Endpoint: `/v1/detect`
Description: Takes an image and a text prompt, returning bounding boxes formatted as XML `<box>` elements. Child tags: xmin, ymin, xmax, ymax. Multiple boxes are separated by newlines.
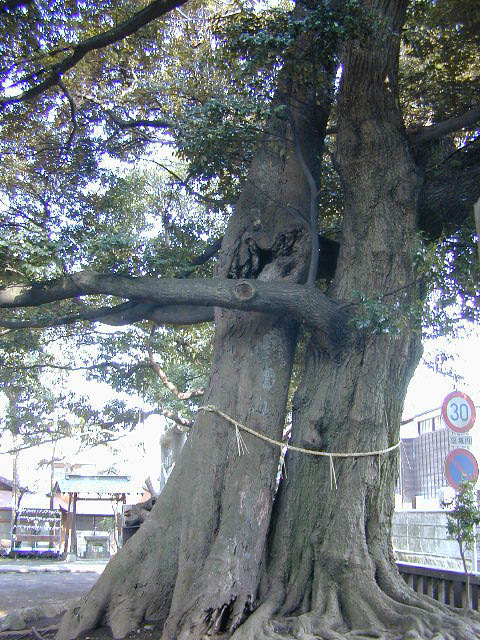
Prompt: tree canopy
<box><xmin>1</xmin><ymin>1</ymin><xmax>480</xmax><ymax>637</ymax></box>
<box><xmin>0</xmin><ymin>0</ymin><xmax>478</xmax><ymax>451</ymax></box>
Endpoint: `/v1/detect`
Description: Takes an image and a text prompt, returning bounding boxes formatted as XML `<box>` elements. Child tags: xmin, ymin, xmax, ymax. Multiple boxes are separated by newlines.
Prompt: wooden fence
<box><xmin>397</xmin><ymin>562</ymin><xmax>480</xmax><ymax>610</ymax></box>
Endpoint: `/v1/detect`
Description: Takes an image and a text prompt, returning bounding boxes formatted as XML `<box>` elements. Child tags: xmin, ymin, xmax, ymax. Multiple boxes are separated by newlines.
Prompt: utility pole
<box><xmin>50</xmin><ymin>438</ymin><xmax>57</xmax><ymax>510</ymax></box>
<box><xmin>10</xmin><ymin>445</ymin><xmax>19</xmax><ymax>556</ymax></box>
<box><xmin>474</xmin><ymin>197</ymin><xmax>480</xmax><ymax>265</ymax></box>
<box><xmin>5</xmin><ymin>386</ymin><xmax>21</xmax><ymax>557</ymax></box>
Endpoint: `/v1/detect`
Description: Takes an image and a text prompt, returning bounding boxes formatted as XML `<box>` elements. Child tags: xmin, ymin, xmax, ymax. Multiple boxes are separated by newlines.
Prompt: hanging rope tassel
<box><xmin>329</xmin><ymin>454</ymin><xmax>337</xmax><ymax>490</ymax></box>
<box><xmin>235</xmin><ymin>425</ymin><xmax>249</xmax><ymax>456</ymax></box>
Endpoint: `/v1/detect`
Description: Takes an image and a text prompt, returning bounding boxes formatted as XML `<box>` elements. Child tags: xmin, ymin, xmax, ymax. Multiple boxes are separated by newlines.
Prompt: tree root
<box><xmin>164</xmin><ymin>589</ymin><xmax>256</xmax><ymax>640</ymax></box>
<box><xmin>230</xmin><ymin>602</ymin><xmax>281</xmax><ymax>640</ymax></box>
<box><xmin>56</xmin><ymin>502</ymin><xmax>181</xmax><ymax>640</ymax></box>
<box><xmin>231</xmin><ymin>576</ymin><xmax>480</xmax><ymax>640</ymax></box>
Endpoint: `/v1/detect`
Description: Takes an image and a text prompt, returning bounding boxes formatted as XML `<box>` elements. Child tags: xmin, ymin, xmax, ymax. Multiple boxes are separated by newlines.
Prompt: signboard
<box><xmin>442</xmin><ymin>391</ymin><xmax>476</xmax><ymax>433</ymax></box>
<box><xmin>449</xmin><ymin>433</ymin><xmax>473</xmax><ymax>448</ymax></box>
<box><xmin>444</xmin><ymin>448</ymin><xmax>479</xmax><ymax>490</ymax></box>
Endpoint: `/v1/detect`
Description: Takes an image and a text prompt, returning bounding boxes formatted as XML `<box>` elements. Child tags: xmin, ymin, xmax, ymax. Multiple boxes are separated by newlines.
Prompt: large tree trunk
<box><xmin>57</xmin><ymin>20</ymin><xmax>331</xmax><ymax>639</ymax></box>
<box><xmin>55</xmin><ymin>3</ymin><xmax>480</xmax><ymax>640</ymax></box>
<box><xmin>232</xmin><ymin>2</ymin><xmax>480</xmax><ymax>639</ymax></box>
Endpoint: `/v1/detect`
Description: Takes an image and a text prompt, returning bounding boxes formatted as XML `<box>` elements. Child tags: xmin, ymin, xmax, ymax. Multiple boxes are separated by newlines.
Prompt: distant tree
<box><xmin>100</xmin><ymin>515</ymin><xmax>119</xmax><ymax>555</ymax></box>
<box><xmin>442</xmin><ymin>480</ymin><xmax>480</xmax><ymax>609</ymax></box>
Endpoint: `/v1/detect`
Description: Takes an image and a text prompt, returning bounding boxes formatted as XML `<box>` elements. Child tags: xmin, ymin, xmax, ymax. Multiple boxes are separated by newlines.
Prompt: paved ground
<box><xmin>0</xmin><ymin>571</ymin><xmax>101</xmax><ymax>616</ymax></box>
<box><xmin>0</xmin><ymin>559</ymin><xmax>108</xmax><ymax>624</ymax></box>
<box><xmin>0</xmin><ymin>558</ymin><xmax>108</xmax><ymax>574</ymax></box>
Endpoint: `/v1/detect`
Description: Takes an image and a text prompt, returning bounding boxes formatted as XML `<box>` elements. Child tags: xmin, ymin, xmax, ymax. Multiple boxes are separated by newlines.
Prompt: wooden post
<box><xmin>64</xmin><ymin>493</ymin><xmax>72</xmax><ymax>554</ymax></box>
<box><xmin>10</xmin><ymin>447</ymin><xmax>19</xmax><ymax>557</ymax></box>
<box><xmin>71</xmin><ymin>492</ymin><xmax>78</xmax><ymax>556</ymax></box>
<box><xmin>115</xmin><ymin>493</ymin><xmax>125</xmax><ymax>549</ymax></box>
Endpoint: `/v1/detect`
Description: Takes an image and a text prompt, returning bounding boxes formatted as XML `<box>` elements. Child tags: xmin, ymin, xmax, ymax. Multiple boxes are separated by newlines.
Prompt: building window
<box><xmin>418</xmin><ymin>418</ymin><xmax>433</xmax><ymax>435</ymax></box>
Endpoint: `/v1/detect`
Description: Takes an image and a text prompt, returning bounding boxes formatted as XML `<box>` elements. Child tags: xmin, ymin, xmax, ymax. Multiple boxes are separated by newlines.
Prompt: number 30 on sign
<box><xmin>442</xmin><ymin>391</ymin><xmax>476</xmax><ymax>434</ymax></box>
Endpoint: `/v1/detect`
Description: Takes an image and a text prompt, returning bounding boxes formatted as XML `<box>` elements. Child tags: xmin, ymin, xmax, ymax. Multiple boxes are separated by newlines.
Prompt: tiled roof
<box><xmin>53</xmin><ymin>474</ymin><xmax>132</xmax><ymax>495</ymax></box>
<box><xmin>0</xmin><ymin>476</ymin><xmax>13</xmax><ymax>491</ymax></box>
<box><xmin>0</xmin><ymin>476</ymin><xmax>30</xmax><ymax>493</ymax></box>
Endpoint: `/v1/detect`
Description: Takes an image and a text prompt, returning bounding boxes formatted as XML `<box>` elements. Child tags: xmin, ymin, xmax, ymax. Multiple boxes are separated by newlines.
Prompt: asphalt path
<box><xmin>0</xmin><ymin>572</ymin><xmax>100</xmax><ymax>616</ymax></box>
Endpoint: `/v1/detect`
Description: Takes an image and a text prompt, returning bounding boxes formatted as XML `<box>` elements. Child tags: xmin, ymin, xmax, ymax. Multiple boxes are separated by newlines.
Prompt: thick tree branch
<box><xmin>409</xmin><ymin>104</ymin><xmax>480</xmax><ymax>146</ymax></box>
<box><xmin>289</xmin><ymin>113</ymin><xmax>320</xmax><ymax>287</ymax></box>
<box><xmin>0</xmin><ymin>233</ymin><xmax>223</xmax><ymax>328</ymax></box>
<box><xmin>0</xmin><ymin>271</ymin><xmax>350</xmax><ymax>350</ymax></box>
<box><xmin>147</xmin><ymin>408</ymin><xmax>193</xmax><ymax>429</ymax></box>
<box><xmin>100</xmin><ymin>239</ymin><xmax>222</xmax><ymax>325</ymax></box>
<box><xmin>0</xmin><ymin>302</ymin><xmax>214</xmax><ymax>329</ymax></box>
<box><xmin>57</xmin><ymin>78</ymin><xmax>77</xmax><ymax>153</ymax></box>
<box><xmin>145</xmin><ymin>305</ymin><xmax>214</xmax><ymax>325</ymax></box>
<box><xmin>0</xmin><ymin>0</ymin><xmax>189</xmax><ymax>107</ymax></box>
<box><xmin>145</xmin><ymin>476</ymin><xmax>158</xmax><ymax>497</ymax></box>
<box><xmin>107</xmin><ymin>113</ymin><xmax>171</xmax><ymax>130</ymax></box>
<box><xmin>419</xmin><ymin>142</ymin><xmax>480</xmax><ymax>238</ymax></box>
<box><xmin>147</xmin><ymin>347</ymin><xmax>205</xmax><ymax>400</ymax></box>
<box><xmin>0</xmin><ymin>301</ymin><xmax>138</xmax><ymax>329</ymax></box>
<box><xmin>0</xmin><ymin>277</ymin><xmax>81</xmax><ymax>306</ymax></box>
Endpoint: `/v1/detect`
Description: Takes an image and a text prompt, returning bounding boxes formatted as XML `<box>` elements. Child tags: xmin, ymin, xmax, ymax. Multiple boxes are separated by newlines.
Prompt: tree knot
<box><xmin>233</xmin><ymin>281</ymin><xmax>257</xmax><ymax>302</ymax></box>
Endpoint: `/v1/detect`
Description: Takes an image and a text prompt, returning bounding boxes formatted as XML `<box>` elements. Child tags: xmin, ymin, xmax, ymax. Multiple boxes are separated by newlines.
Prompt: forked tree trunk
<box><xmin>56</xmin><ymin>2</ymin><xmax>480</xmax><ymax>640</ymax></box>
<box><xmin>57</xmin><ymin>25</ymin><xmax>331</xmax><ymax>639</ymax></box>
<box><xmin>232</xmin><ymin>2</ymin><xmax>480</xmax><ymax>640</ymax></box>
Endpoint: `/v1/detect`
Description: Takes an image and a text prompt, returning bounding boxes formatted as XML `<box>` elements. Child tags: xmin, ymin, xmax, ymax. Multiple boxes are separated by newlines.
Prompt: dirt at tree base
<box><xmin>7</xmin><ymin>625</ymin><xmax>231</xmax><ymax>640</ymax></box>
<box><xmin>1</xmin><ymin>624</ymin><xmax>163</xmax><ymax>640</ymax></box>
<box><xmin>6</xmin><ymin>615</ymin><xmax>480</xmax><ymax>640</ymax></box>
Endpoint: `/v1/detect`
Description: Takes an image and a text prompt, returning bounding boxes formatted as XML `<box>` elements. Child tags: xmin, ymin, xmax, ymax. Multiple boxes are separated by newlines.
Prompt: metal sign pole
<box><xmin>474</xmin><ymin>522</ymin><xmax>479</xmax><ymax>575</ymax></box>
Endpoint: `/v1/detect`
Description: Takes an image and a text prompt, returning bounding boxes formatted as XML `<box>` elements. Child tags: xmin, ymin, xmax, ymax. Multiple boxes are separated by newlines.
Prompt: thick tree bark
<box><xmin>57</xmin><ymin>150</ymin><xmax>302</xmax><ymax>640</ymax></box>
<box><xmin>56</xmin><ymin>15</ymin><xmax>333</xmax><ymax>638</ymax></box>
<box><xmin>231</xmin><ymin>2</ymin><xmax>480</xmax><ymax>639</ymax></box>
<box><xmin>52</xmin><ymin>2</ymin><xmax>480</xmax><ymax>640</ymax></box>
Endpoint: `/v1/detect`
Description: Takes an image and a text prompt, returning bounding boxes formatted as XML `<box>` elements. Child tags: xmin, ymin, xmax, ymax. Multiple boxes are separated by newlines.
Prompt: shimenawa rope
<box><xmin>199</xmin><ymin>405</ymin><xmax>400</xmax><ymax>490</ymax></box>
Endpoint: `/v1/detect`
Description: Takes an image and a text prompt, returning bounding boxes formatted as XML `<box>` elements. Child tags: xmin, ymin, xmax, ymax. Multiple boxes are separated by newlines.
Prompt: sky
<box><xmin>403</xmin><ymin>328</ymin><xmax>480</xmax><ymax>419</ymax></box>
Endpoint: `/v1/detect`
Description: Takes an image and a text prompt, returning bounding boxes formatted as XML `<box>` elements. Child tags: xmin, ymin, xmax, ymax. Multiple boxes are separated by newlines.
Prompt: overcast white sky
<box><xmin>403</xmin><ymin>328</ymin><xmax>480</xmax><ymax>419</ymax></box>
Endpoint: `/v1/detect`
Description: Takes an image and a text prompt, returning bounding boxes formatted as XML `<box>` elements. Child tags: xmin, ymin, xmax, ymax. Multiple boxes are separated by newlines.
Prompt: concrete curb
<box><xmin>0</xmin><ymin>563</ymin><xmax>106</xmax><ymax>575</ymax></box>
<box><xmin>0</xmin><ymin>598</ymin><xmax>79</xmax><ymax>631</ymax></box>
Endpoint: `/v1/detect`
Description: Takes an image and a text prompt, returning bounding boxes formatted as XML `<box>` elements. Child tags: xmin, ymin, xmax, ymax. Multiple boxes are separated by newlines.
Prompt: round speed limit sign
<box><xmin>442</xmin><ymin>391</ymin><xmax>476</xmax><ymax>433</ymax></box>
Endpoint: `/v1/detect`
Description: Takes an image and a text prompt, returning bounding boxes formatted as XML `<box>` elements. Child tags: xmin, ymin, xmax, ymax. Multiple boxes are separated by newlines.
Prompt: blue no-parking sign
<box><xmin>444</xmin><ymin>448</ymin><xmax>479</xmax><ymax>490</ymax></box>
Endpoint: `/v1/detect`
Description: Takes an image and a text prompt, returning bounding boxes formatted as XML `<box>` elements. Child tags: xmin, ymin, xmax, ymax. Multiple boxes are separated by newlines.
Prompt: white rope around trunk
<box><xmin>199</xmin><ymin>404</ymin><xmax>400</xmax><ymax>490</ymax></box>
